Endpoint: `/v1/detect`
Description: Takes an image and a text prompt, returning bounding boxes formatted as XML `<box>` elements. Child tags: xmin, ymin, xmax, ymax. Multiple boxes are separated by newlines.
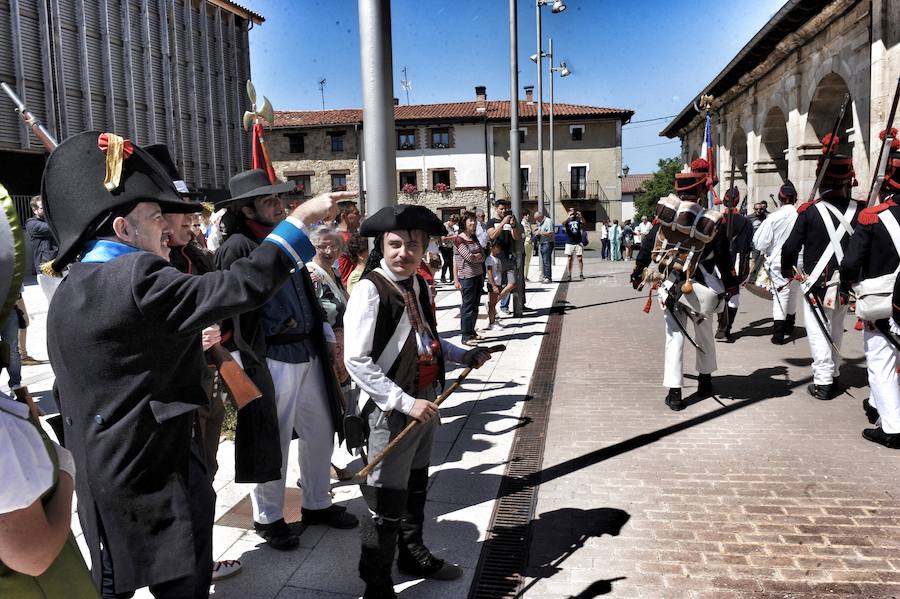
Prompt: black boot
<box><xmin>359</xmin><ymin>486</ymin><xmax>407</xmax><ymax>599</ymax></box>
<box><xmin>806</xmin><ymin>383</ymin><xmax>833</xmax><ymax>401</ymax></box>
<box><xmin>771</xmin><ymin>320</ymin><xmax>786</xmax><ymax>345</ymax></box>
<box><xmin>665</xmin><ymin>388</ymin><xmax>684</xmax><ymax>411</ymax></box>
<box><xmin>862</xmin><ymin>427</ymin><xmax>900</xmax><ymax>449</ymax></box>
<box><xmin>863</xmin><ymin>399</ymin><xmax>880</xmax><ymax>425</ymax></box>
<box><xmin>697</xmin><ymin>373</ymin><xmax>713</xmax><ymax>397</ymax></box>
<box><xmin>784</xmin><ymin>314</ymin><xmax>796</xmax><ymax>336</ymax></box>
<box><xmin>723</xmin><ymin>307</ymin><xmax>738</xmax><ymax>342</ymax></box>
<box><xmin>397</xmin><ymin>469</ymin><xmax>462</xmax><ymax>580</ymax></box>
<box><xmin>715</xmin><ymin>311</ymin><xmax>727</xmax><ymax>340</ymax></box>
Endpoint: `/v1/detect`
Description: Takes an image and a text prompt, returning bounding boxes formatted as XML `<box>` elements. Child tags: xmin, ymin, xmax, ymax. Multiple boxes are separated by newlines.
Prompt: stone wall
<box><xmin>269</xmin><ymin>126</ymin><xmax>361</xmax><ymax>194</ymax></box>
<box><xmin>398</xmin><ymin>188</ymin><xmax>490</xmax><ymax>214</ymax></box>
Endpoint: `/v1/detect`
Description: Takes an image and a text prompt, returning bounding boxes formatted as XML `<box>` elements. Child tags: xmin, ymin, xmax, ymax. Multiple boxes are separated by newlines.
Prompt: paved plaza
<box><xmin>12</xmin><ymin>252</ymin><xmax>900</xmax><ymax>598</ymax></box>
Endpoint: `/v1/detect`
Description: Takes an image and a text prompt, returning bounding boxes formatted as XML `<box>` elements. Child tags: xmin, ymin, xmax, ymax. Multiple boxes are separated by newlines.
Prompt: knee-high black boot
<box><xmin>784</xmin><ymin>313</ymin><xmax>796</xmax><ymax>336</ymax></box>
<box><xmin>360</xmin><ymin>486</ymin><xmax>407</xmax><ymax>599</ymax></box>
<box><xmin>397</xmin><ymin>469</ymin><xmax>462</xmax><ymax>580</ymax></box>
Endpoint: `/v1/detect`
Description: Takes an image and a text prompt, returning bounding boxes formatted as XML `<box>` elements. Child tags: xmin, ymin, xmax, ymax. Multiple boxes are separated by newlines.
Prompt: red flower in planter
<box><xmin>434</xmin><ymin>182</ymin><xmax>450</xmax><ymax>193</ymax></box>
<box><xmin>402</xmin><ymin>183</ymin><xmax>418</xmax><ymax>194</ymax></box>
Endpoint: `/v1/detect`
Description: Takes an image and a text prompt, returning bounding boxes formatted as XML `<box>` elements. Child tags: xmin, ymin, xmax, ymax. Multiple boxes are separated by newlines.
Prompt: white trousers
<box><xmin>250</xmin><ymin>356</ymin><xmax>334</xmax><ymax>523</ymax></box>
<box><xmin>772</xmin><ymin>280</ymin><xmax>799</xmax><ymax>321</ymax></box>
<box><xmin>863</xmin><ymin>327</ymin><xmax>900</xmax><ymax>434</ymax></box>
<box><xmin>662</xmin><ymin>304</ymin><xmax>717</xmax><ymax>389</ymax></box>
<box><xmin>803</xmin><ymin>300</ymin><xmax>846</xmax><ymax>385</ymax></box>
<box><xmin>37</xmin><ymin>273</ymin><xmax>61</xmax><ymax>303</ymax></box>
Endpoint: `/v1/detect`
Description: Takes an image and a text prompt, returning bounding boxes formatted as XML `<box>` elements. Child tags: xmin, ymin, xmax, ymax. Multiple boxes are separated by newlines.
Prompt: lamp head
<box><xmin>530</xmin><ymin>53</ymin><xmax>539</xmax><ymax>63</ymax></box>
<box><xmin>551</xmin><ymin>0</ymin><xmax>567</xmax><ymax>13</ymax></box>
<box><xmin>559</xmin><ymin>63</ymin><xmax>571</xmax><ymax>77</ymax></box>
<box><xmin>623</xmin><ymin>165</ymin><xmax>630</xmax><ymax>177</ymax></box>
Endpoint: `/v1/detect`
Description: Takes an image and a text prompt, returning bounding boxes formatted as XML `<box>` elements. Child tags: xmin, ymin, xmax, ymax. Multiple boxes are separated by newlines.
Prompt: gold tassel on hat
<box><xmin>40</xmin><ymin>260</ymin><xmax>62</xmax><ymax>278</ymax></box>
<box><xmin>97</xmin><ymin>133</ymin><xmax>134</xmax><ymax>192</ymax></box>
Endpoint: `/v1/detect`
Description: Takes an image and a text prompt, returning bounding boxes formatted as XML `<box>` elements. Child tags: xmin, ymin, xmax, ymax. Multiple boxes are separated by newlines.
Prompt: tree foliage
<box><xmin>634</xmin><ymin>157</ymin><xmax>681</xmax><ymax>219</ymax></box>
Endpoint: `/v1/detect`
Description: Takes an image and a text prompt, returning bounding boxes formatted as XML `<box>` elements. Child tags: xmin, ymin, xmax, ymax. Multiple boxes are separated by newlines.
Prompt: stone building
<box><xmin>0</xmin><ymin>0</ymin><xmax>262</xmax><ymax>200</ymax></box>
<box><xmin>661</xmin><ymin>0</ymin><xmax>900</xmax><ymax>208</ymax></box>
<box><xmin>269</xmin><ymin>86</ymin><xmax>633</xmax><ymax>229</ymax></box>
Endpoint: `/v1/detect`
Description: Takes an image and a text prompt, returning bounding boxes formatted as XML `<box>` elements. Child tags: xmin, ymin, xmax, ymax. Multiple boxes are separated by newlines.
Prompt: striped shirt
<box><xmin>453</xmin><ymin>235</ymin><xmax>485</xmax><ymax>279</ymax></box>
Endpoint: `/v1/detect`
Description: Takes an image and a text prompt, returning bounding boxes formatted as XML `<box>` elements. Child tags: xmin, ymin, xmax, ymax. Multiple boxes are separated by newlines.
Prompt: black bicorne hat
<box><xmin>143</xmin><ymin>144</ymin><xmax>205</xmax><ymax>199</ymax></box>
<box><xmin>217</xmin><ymin>169</ymin><xmax>297</xmax><ymax>209</ymax></box>
<box><xmin>359</xmin><ymin>204</ymin><xmax>447</xmax><ymax>238</ymax></box>
<box><xmin>41</xmin><ymin>131</ymin><xmax>199</xmax><ymax>274</ymax></box>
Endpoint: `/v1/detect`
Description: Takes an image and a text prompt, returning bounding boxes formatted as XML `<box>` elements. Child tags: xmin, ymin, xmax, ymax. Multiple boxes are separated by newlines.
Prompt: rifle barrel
<box><xmin>867</xmin><ymin>75</ymin><xmax>900</xmax><ymax>206</ymax></box>
<box><xmin>806</xmin><ymin>94</ymin><xmax>850</xmax><ymax>203</ymax></box>
<box><xmin>1</xmin><ymin>81</ymin><xmax>58</xmax><ymax>151</ymax></box>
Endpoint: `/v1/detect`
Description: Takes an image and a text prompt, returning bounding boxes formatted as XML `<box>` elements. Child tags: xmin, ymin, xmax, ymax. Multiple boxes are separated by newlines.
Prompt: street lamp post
<box><xmin>548</xmin><ymin>38</ymin><xmax>570</xmax><ymax>240</ymax></box>
<box><xmin>534</xmin><ymin>0</ymin><xmax>566</xmax><ymax>219</ymax></box>
<box><xmin>509</xmin><ymin>0</ymin><xmax>524</xmax><ymax>317</ymax></box>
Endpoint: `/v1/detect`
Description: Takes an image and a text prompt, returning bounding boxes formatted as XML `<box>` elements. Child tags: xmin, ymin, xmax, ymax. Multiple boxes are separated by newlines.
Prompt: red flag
<box><xmin>251</xmin><ymin>122</ymin><xmax>277</xmax><ymax>184</ymax></box>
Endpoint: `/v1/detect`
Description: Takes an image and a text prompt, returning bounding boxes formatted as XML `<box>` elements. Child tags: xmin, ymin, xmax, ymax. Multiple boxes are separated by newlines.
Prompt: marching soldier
<box><xmin>752</xmin><ymin>180</ymin><xmax>800</xmax><ymax>344</ymax></box>
<box><xmin>632</xmin><ymin>159</ymin><xmax>738</xmax><ymax>411</ymax></box>
<box><xmin>343</xmin><ymin>204</ymin><xmax>491</xmax><ymax>598</ymax></box>
<box><xmin>716</xmin><ymin>187</ymin><xmax>753</xmax><ymax>342</ymax></box>
<box><xmin>842</xmin><ymin>130</ymin><xmax>900</xmax><ymax>448</ymax></box>
<box><xmin>43</xmin><ymin>131</ymin><xmax>339</xmax><ymax>598</ymax></box>
<box><xmin>781</xmin><ymin>134</ymin><xmax>860</xmax><ymax>401</ymax></box>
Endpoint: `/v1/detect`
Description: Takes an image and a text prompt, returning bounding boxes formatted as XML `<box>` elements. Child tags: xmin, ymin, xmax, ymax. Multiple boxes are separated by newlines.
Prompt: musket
<box><xmin>793</xmin><ymin>267</ymin><xmax>841</xmax><ymax>355</ymax></box>
<box><xmin>726</xmin><ymin>157</ymin><xmax>736</xmax><ymax>240</ymax></box>
<box><xmin>806</xmin><ymin>94</ymin><xmax>850</xmax><ymax>204</ymax></box>
<box><xmin>1</xmin><ymin>80</ymin><xmax>262</xmax><ymax>409</ymax></box>
<box><xmin>866</xmin><ymin>75</ymin><xmax>900</xmax><ymax>207</ymax></box>
<box><xmin>1</xmin><ymin>81</ymin><xmax>58</xmax><ymax>150</ymax></box>
<box><xmin>331</xmin><ymin>345</ymin><xmax>506</xmax><ymax>489</ymax></box>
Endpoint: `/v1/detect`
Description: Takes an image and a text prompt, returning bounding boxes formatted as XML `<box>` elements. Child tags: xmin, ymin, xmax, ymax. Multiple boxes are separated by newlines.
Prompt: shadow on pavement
<box><xmin>561</xmin><ymin>296</ymin><xmax>645</xmax><ymax>311</ymax></box>
<box><xmin>567</xmin><ymin>577</ymin><xmax>627</xmax><ymax>598</ymax></box>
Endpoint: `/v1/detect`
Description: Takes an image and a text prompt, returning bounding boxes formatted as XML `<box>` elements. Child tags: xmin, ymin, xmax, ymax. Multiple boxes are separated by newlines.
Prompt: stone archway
<box><xmin>728</xmin><ymin>126</ymin><xmax>748</xmax><ymax>203</ymax></box>
<box><xmin>756</xmin><ymin>107</ymin><xmax>789</xmax><ymax>206</ymax></box>
<box><xmin>806</xmin><ymin>73</ymin><xmax>853</xmax><ymax>153</ymax></box>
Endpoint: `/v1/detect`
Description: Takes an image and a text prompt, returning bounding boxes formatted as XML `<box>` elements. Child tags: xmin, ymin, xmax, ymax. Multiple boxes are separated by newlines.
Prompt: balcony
<box><xmin>501</xmin><ymin>179</ymin><xmax>541</xmax><ymax>201</ymax></box>
<box><xmin>559</xmin><ymin>180</ymin><xmax>602</xmax><ymax>200</ymax></box>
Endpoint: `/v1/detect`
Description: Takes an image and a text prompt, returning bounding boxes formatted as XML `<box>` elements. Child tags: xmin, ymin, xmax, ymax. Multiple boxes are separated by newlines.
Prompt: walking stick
<box><xmin>332</xmin><ymin>344</ymin><xmax>506</xmax><ymax>489</ymax></box>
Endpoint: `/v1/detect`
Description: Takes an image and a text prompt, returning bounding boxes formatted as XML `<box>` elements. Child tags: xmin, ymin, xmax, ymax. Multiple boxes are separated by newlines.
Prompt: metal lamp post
<box><xmin>534</xmin><ymin>0</ymin><xmax>567</xmax><ymax>218</ymax></box>
<box><xmin>548</xmin><ymin>38</ymin><xmax>570</xmax><ymax>234</ymax></box>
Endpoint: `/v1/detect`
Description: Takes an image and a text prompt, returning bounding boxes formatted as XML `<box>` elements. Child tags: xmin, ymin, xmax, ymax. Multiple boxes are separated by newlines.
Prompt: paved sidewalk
<box><xmin>14</xmin><ymin>257</ymin><xmax>566</xmax><ymax>599</ymax></box>
<box><xmin>524</xmin><ymin>257</ymin><xmax>900</xmax><ymax>599</ymax></box>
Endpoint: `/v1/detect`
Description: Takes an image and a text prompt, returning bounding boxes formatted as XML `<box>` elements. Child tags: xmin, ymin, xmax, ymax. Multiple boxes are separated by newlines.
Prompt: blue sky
<box><xmin>243</xmin><ymin>0</ymin><xmax>785</xmax><ymax>174</ymax></box>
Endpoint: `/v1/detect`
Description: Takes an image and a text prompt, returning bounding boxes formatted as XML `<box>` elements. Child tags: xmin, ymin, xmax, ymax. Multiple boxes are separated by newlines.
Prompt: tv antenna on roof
<box><xmin>401</xmin><ymin>66</ymin><xmax>412</xmax><ymax>105</ymax></box>
<box><xmin>318</xmin><ymin>78</ymin><xmax>326</xmax><ymax>110</ymax></box>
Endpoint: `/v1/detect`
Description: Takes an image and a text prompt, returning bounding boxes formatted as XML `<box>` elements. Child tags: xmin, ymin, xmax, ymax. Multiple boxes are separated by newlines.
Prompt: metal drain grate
<box><xmin>469</xmin><ymin>283</ymin><xmax>569</xmax><ymax>598</ymax></box>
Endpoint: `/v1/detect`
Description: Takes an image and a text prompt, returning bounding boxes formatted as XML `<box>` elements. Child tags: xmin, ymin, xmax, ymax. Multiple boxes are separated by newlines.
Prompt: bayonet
<box><xmin>867</xmin><ymin>75</ymin><xmax>900</xmax><ymax>207</ymax></box>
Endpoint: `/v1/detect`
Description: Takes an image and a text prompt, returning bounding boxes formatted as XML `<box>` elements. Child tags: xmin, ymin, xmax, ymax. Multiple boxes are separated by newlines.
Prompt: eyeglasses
<box><xmin>192</xmin><ymin>224</ymin><xmax>202</xmax><ymax>228</ymax></box>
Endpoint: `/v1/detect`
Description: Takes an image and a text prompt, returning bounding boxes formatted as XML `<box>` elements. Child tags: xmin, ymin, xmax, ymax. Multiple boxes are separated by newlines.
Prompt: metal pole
<box><xmin>358</xmin><ymin>0</ymin><xmax>397</xmax><ymax>214</ymax></box>
<box><xmin>535</xmin><ymin>0</ymin><xmax>544</xmax><ymax>216</ymax></box>
<box><xmin>548</xmin><ymin>37</ymin><xmax>555</xmax><ymax>231</ymax></box>
<box><xmin>510</xmin><ymin>0</ymin><xmax>524</xmax><ymax>317</ymax></box>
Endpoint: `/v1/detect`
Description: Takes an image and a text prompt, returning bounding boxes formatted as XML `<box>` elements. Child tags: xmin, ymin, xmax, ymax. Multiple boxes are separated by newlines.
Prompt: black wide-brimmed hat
<box><xmin>360</xmin><ymin>204</ymin><xmax>446</xmax><ymax>238</ymax></box>
<box><xmin>42</xmin><ymin>130</ymin><xmax>199</xmax><ymax>273</ymax></box>
<box><xmin>217</xmin><ymin>169</ymin><xmax>297</xmax><ymax>209</ymax></box>
<box><xmin>144</xmin><ymin>144</ymin><xmax>205</xmax><ymax>199</ymax></box>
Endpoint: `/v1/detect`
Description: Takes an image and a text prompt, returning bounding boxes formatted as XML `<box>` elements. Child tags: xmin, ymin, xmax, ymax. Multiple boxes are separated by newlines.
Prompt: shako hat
<box><xmin>722</xmin><ymin>186</ymin><xmax>739</xmax><ymax>207</ymax></box>
<box><xmin>879</xmin><ymin>128</ymin><xmax>900</xmax><ymax>193</ymax></box>
<box><xmin>816</xmin><ymin>133</ymin><xmax>855</xmax><ymax>187</ymax></box>
<box><xmin>674</xmin><ymin>158</ymin><xmax>713</xmax><ymax>200</ymax></box>
<box><xmin>218</xmin><ymin>169</ymin><xmax>297</xmax><ymax>209</ymax></box>
<box><xmin>42</xmin><ymin>131</ymin><xmax>198</xmax><ymax>274</ymax></box>
<box><xmin>779</xmin><ymin>180</ymin><xmax>798</xmax><ymax>203</ymax></box>
<box><xmin>360</xmin><ymin>204</ymin><xmax>447</xmax><ymax>238</ymax></box>
<box><xmin>144</xmin><ymin>144</ymin><xmax>205</xmax><ymax>199</ymax></box>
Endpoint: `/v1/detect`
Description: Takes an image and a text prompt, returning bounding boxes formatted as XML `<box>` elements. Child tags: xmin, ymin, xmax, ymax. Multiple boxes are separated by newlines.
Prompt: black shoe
<box><xmin>863</xmin><ymin>399</ymin><xmax>880</xmax><ymax>425</ymax></box>
<box><xmin>301</xmin><ymin>504</ymin><xmax>359</xmax><ymax>529</ymax></box>
<box><xmin>253</xmin><ymin>518</ymin><xmax>301</xmax><ymax>550</ymax></box>
<box><xmin>771</xmin><ymin>320</ymin><xmax>786</xmax><ymax>345</ymax></box>
<box><xmin>664</xmin><ymin>388</ymin><xmax>684</xmax><ymax>411</ymax></box>
<box><xmin>862</xmin><ymin>427</ymin><xmax>900</xmax><ymax>449</ymax></box>
<box><xmin>784</xmin><ymin>314</ymin><xmax>796</xmax><ymax>336</ymax></box>
<box><xmin>397</xmin><ymin>554</ymin><xmax>463</xmax><ymax>580</ymax></box>
<box><xmin>807</xmin><ymin>383</ymin><xmax>833</xmax><ymax>401</ymax></box>
<box><xmin>697</xmin><ymin>373</ymin><xmax>713</xmax><ymax>397</ymax></box>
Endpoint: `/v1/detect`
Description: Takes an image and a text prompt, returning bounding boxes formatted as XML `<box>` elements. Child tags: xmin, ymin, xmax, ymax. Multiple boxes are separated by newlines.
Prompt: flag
<box><xmin>251</xmin><ymin>122</ymin><xmax>277</xmax><ymax>184</ymax></box>
<box><xmin>700</xmin><ymin>113</ymin><xmax>715</xmax><ymax>208</ymax></box>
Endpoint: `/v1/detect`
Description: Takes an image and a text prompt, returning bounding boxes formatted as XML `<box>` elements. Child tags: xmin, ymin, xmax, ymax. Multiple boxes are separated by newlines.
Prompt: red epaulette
<box><xmin>858</xmin><ymin>199</ymin><xmax>897</xmax><ymax>226</ymax></box>
<box><xmin>796</xmin><ymin>200</ymin><xmax>816</xmax><ymax>214</ymax></box>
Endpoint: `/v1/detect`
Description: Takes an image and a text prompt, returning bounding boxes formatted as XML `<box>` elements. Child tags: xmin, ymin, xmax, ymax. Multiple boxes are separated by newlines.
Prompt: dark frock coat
<box><xmin>48</xmin><ymin>243</ymin><xmax>294</xmax><ymax>592</ymax></box>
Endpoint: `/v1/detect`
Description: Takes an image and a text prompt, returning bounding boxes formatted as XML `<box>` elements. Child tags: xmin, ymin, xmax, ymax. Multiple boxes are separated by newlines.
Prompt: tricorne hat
<box><xmin>42</xmin><ymin>131</ymin><xmax>199</xmax><ymax>274</ymax></box>
<box><xmin>217</xmin><ymin>169</ymin><xmax>297</xmax><ymax>209</ymax></box>
<box><xmin>143</xmin><ymin>144</ymin><xmax>205</xmax><ymax>199</ymax></box>
<box><xmin>359</xmin><ymin>204</ymin><xmax>447</xmax><ymax>238</ymax></box>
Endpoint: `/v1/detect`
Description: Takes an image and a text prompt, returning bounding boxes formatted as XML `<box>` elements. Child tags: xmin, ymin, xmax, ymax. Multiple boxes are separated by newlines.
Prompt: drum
<box><xmin>655</xmin><ymin>194</ymin><xmax>680</xmax><ymax>229</ymax></box>
<box><xmin>692</xmin><ymin>209</ymin><xmax>722</xmax><ymax>243</ymax></box>
<box><xmin>674</xmin><ymin>202</ymin><xmax>703</xmax><ymax>236</ymax></box>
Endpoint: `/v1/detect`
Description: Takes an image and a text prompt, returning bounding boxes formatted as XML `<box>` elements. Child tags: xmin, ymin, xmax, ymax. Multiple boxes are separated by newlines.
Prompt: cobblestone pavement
<box><xmin>524</xmin><ymin>255</ymin><xmax>900</xmax><ymax>599</ymax></box>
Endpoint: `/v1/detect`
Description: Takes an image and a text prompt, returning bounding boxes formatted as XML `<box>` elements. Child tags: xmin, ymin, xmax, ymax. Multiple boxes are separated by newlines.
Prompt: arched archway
<box><xmin>806</xmin><ymin>73</ymin><xmax>853</xmax><ymax>154</ymax></box>
<box><xmin>756</xmin><ymin>107</ymin><xmax>789</xmax><ymax>205</ymax></box>
<box><xmin>728</xmin><ymin>126</ymin><xmax>748</xmax><ymax>202</ymax></box>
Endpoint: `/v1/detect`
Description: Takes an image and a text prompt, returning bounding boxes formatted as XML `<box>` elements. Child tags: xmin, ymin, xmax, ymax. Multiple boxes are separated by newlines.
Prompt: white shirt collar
<box><xmin>378</xmin><ymin>258</ymin><xmax>412</xmax><ymax>283</ymax></box>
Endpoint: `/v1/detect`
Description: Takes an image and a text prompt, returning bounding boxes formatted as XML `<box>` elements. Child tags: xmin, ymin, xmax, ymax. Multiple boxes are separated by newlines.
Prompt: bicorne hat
<box><xmin>360</xmin><ymin>204</ymin><xmax>447</xmax><ymax>238</ymax></box>
<box><xmin>144</xmin><ymin>144</ymin><xmax>205</xmax><ymax>199</ymax></box>
<box><xmin>41</xmin><ymin>131</ymin><xmax>199</xmax><ymax>274</ymax></box>
<box><xmin>216</xmin><ymin>169</ymin><xmax>297</xmax><ymax>209</ymax></box>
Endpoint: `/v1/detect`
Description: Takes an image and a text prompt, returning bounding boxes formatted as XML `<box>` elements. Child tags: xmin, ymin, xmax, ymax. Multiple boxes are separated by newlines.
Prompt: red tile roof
<box><xmin>621</xmin><ymin>174</ymin><xmax>653</xmax><ymax>194</ymax></box>
<box><xmin>272</xmin><ymin>100</ymin><xmax>633</xmax><ymax>129</ymax></box>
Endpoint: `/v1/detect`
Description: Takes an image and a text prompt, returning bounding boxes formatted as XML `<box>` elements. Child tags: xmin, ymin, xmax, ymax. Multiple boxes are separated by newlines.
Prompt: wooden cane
<box><xmin>337</xmin><ymin>344</ymin><xmax>506</xmax><ymax>487</ymax></box>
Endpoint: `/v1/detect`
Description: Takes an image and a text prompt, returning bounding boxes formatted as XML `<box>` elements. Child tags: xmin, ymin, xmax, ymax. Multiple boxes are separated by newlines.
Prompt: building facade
<box><xmin>662</xmin><ymin>0</ymin><xmax>900</xmax><ymax>208</ymax></box>
<box><xmin>269</xmin><ymin>86</ymin><xmax>633</xmax><ymax>229</ymax></box>
<box><xmin>0</xmin><ymin>0</ymin><xmax>262</xmax><ymax>198</ymax></box>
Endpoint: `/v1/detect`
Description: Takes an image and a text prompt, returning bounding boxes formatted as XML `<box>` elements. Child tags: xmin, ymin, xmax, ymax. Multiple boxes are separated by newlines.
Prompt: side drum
<box><xmin>655</xmin><ymin>194</ymin><xmax>680</xmax><ymax>228</ymax></box>
<box><xmin>674</xmin><ymin>201</ymin><xmax>702</xmax><ymax>236</ymax></box>
<box><xmin>692</xmin><ymin>210</ymin><xmax>722</xmax><ymax>244</ymax></box>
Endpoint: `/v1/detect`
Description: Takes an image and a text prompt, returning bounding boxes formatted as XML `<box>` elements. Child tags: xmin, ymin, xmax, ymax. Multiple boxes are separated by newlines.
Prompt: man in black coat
<box><xmin>781</xmin><ymin>134</ymin><xmax>859</xmax><ymax>401</ymax></box>
<box><xmin>715</xmin><ymin>187</ymin><xmax>753</xmax><ymax>342</ymax></box>
<box><xmin>24</xmin><ymin>194</ymin><xmax>60</xmax><ymax>301</ymax></box>
<box><xmin>43</xmin><ymin>131</ymin><xmax>342</xmax><ymax>598</ymax></box>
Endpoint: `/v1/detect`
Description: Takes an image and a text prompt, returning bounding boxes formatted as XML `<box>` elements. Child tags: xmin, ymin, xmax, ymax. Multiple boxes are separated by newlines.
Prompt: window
<box><xmin>430</xmin><ymin>128</ymin><xmax>450</xmax><ymax>149</ymax></box>
<box><xmin>520</xmin><ymin>167</ymin><xmax>530</xmax><ymax>197</ymax></box>
<box><xmin>331</xmin><ymin>173</ymin><xmax>347</xmax><ymax>191</ymax></box>
<box><xmin>287</xmin><ymin>174</ymin><xmax>311</xmax><ymax>196</ymax></box>
<box><xmin>439</xmin><ymin>208</ymin><xmax>463</xmax><ymax>222</ymax></box>
<box><xmin>518</xmin><ymin>128</ymin><xmax>527</xmax><ymax>145</ymax></box>
<box><xmin>570</xmin><ymin>126</ymin><xmax>584</xmax><ymax>141</ymax></box>
<box><xmin>397</xmin><ymin>130</ymin><xmax>416</xmax><ymax>150</ymax></box>
<box><xmin>570</xmin><ymin>166</ymin><xmax>587</xmax><ymax>199</ymax></box>
<box><xmin>432</xmin><ymin>169</ymin><xmax>451</xmax><ymax>188</ymax></box>
<box><xmin>285</xmin><ymin>133</ymin><xmax>304</xmax><ymax>154</ymax></box>
<box><xmin>399</xmin><ymin>171</ymin><xmax>418</xmax><ymax>190</ymax></box>
<box><xmin>329</xmin><ymin>131</ymin><xmax>345</xmax><ymax>152</ymax></box>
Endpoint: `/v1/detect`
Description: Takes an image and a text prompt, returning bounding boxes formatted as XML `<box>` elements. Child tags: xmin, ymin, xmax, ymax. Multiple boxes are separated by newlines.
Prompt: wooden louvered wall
<box><xmin>0</xmin><ymin>0</ymin><xmax>253</xmax><ymax>190</ymax></box>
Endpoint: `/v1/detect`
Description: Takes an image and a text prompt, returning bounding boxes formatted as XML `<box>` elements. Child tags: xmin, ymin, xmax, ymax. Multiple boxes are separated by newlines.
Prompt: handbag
<box><xmin>853</xmin><ymin>210</ymin><xmax>900</xmax><ymax>321</ymax></box>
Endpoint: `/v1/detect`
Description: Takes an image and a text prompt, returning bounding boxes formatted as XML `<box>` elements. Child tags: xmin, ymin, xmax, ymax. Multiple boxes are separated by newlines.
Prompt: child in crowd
<box><xmin>485</xmin><ymin>242</ymin><xmax>513</xmax><ymax>331</ymax></box>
